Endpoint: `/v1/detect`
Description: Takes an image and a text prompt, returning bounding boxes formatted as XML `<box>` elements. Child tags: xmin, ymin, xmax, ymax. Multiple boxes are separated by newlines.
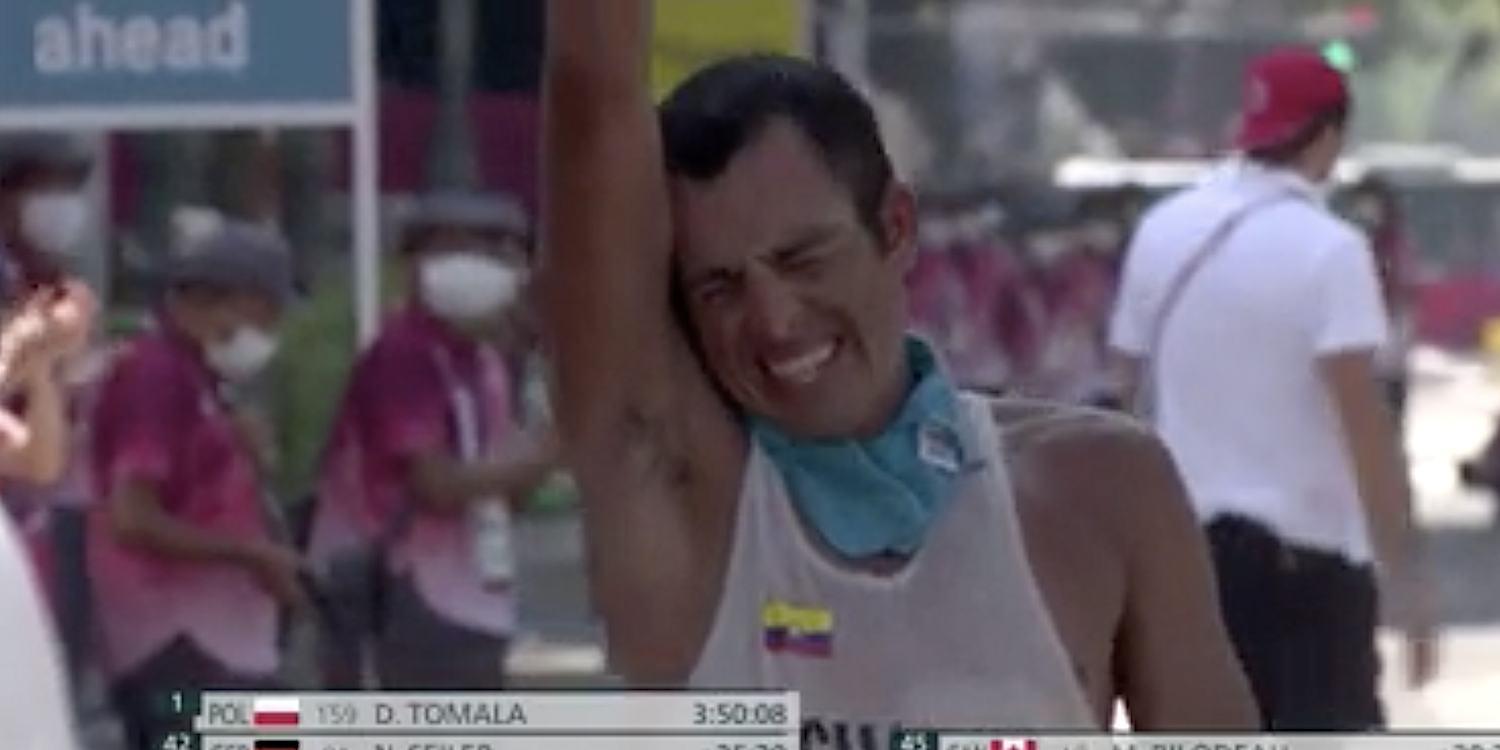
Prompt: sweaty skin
<box><xmin>540</xmin><ymin>0</ymin><xmax>1255</xmax><ymax>729</ymax></box>
<box><xmin>996</xmin><ymin>400</ymin><xmax>1254</xmax><ymax>727</ymax></box>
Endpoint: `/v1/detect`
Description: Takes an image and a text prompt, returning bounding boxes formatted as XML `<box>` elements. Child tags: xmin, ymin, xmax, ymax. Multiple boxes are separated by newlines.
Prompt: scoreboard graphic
<box><xmin>165</xmin><ymin>693</ymin><xmax>1500</xmax><ymax>750</ymax></box>
<box><xmin>174</xmin><ymin>690</ymin><xmax>798</xmax><ymax>749</ymax></box>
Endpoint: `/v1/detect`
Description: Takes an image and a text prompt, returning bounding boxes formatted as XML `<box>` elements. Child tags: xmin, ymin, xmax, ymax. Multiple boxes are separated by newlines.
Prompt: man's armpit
<box><xmin>557</xmin><ymin>313</ymin><xmax>746</xmax><ymax>507</ymax></box>
<box><xmin>619</xmin><ymin>406</ymin><xmax>694</xmax><ymax>488</ymax></box>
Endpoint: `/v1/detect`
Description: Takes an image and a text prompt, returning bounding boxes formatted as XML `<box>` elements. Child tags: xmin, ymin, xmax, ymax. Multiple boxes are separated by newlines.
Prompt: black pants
<box><xmin>49</xmin><ymin>507</ymin><xmax>92</xmax><ymax>686</ymax></box>
<box><xmin>1085</xmin><ymin>392</ymin><xmax>1125</xmax><ymax>411</ymax></box>
<box><xmin>110</xmin><ymin>639</ymin><xmax>280</xmax><ymax>750</ymax></box>
<box><xmin>1206</xmin><ymin>516</ymin><xmax>1384</xmax><ymax>730</ymax></box>
<box><xmin>1381</xmin><ymin>377</ymin><xmax>1407</xmax><ymax>432</ymax></box>
<box><xmin>318</xmin><ymin>572</ymin><xmax>510</xmax><ymax>690</ymax></box>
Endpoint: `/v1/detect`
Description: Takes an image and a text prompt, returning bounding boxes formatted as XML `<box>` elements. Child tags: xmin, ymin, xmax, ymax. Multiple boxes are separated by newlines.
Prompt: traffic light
<box><xmin>1321</xmin><ymin>39</ymin><xmax>1358</xmax><ymax>71</ymax></box>
<box><xmin>1307</xmin><ymin>2</ymin><xmax>1382</xmax><ymax>71</ymax></box>
<box><xmin>1343</xmin><ymin>3</ymin><xmax>1380</xmax><ymax>35</ymax></box>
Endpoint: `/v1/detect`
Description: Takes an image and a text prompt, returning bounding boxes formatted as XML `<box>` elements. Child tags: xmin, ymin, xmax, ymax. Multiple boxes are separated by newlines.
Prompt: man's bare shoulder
<box><xmin>987</xmin><ymin>396</ymin><xmax>1157</xmax><ymax>458</ymax></box>
<box><xmin>982</xmin><ymin>396</ymin><xmax>1183</xmax><ymax>523</ymax></box>
<box><xmin>982</xmin><ymin>397</ymin><xmax>1255</xmax><ymax>729</ymax></box>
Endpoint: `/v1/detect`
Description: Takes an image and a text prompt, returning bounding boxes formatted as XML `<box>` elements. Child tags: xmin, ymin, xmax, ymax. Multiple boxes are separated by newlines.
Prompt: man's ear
<box><xmin>880</xmin><ymin>181</ymin><xmax>918</xmax><ymax>271</ymax></box>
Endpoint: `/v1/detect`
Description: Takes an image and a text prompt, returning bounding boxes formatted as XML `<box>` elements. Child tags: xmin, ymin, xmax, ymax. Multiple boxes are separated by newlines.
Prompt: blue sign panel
<box><xmin>0</xmin><ymin>0</ymin><xmax>355</xmax><ymax>110</ymax></box>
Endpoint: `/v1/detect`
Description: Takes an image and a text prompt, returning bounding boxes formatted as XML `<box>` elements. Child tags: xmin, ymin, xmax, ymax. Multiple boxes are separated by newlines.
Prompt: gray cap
<box><xmin>0</xmin><ymin>132</ymin><xmax>91</xmax><ymax>182</ymax></box>
<box><xmin>166</xmin><ymin>222</ymin><xmax>296</xmax><ymax>306</ymax></box>
<box><xmin>404</xmin><ymin>190</ymin><xmax>530</xmax><ymax>238</ymax></box>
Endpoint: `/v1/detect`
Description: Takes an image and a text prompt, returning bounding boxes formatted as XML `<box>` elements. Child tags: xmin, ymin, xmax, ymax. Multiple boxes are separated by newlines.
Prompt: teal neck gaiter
<box><xmin>748</xmin><ymin>337</ymin><xmax>978</xmax><ymax>558</ymax></box>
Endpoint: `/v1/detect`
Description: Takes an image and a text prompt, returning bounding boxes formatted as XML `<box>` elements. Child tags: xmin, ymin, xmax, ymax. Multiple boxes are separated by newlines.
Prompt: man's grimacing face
<box><xmin>672</xmin><ymin>120</ymin><xmax>919</xmax><ymax>440</ymax></box>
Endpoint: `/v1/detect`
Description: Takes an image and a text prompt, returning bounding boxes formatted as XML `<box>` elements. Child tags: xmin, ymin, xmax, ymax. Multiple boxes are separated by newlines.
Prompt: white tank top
<box><xmin>690</xmin><ymin>394</ymin><xmax>1095</xmax><ymax>745</ymax></box>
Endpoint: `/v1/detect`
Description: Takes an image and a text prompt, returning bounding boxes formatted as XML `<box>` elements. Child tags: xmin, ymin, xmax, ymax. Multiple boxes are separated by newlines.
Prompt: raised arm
<box><xmin>540</xmin><ymin>0</ymin><xmax>746</xmax><ymax>682</ymax></box>
<box><xmin>541</xmin><ymin>0</ymin><xmax>672</xmax><ymax>432</ymax></box>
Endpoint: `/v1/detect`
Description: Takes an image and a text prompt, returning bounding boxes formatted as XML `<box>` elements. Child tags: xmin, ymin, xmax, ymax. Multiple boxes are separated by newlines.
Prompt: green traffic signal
<box><xmin>1322</xmin><ymin>40</ymin><xmax>1358</xmax><ymax>71</ymax></box>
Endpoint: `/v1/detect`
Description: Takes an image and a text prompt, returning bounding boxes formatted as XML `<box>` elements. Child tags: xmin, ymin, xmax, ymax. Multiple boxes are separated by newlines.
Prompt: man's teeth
<box><xmin>767</xmin><ymin>344</ymin><xmax>835</xmax><ymax>384</ymax></box>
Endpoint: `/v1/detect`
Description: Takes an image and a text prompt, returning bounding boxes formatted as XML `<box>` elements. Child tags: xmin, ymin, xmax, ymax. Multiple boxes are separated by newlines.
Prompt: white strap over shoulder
<box><xmin>1137</xmin><ymin>191</ymin><xmax>1302</xmax><ymax>419</ymax></box>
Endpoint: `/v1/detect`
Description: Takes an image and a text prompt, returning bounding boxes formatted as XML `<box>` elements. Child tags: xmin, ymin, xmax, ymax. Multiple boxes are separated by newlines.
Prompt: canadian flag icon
<box><xmin>991</xmin><ymin>740</ymin><xmax>1037</xmax><ymax>750</ymax></box>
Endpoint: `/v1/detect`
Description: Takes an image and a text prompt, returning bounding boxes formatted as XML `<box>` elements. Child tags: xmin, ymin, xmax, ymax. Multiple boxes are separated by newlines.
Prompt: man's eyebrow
<box><xmin>773</xmin><ymin>222</ymin><xmax>845</xmax><ymax>254</ymax></box>
<box><xmin>679</xmin><ymin>263</ymin><xmax>738</xmax><ymax>290</ymax></box>
<box><xmin>676</xmin><ymin>220</ymin><xmax>848</xmax><ymax>285</ymax></box>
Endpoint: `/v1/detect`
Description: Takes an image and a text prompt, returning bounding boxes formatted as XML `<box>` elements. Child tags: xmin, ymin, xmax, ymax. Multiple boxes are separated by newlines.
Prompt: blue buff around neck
<box><xmin>748</xmin><ymin>337</ymin><xmax>976</xmax><ymax>559</ymax></box>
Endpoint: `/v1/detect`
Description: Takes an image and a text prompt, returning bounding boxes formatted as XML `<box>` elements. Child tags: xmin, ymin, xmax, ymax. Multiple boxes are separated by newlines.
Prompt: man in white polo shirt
<box><xmin>1109</xmin><ymin>48</ymin><xmax>1435</xmax><ymax>730</ymax></box>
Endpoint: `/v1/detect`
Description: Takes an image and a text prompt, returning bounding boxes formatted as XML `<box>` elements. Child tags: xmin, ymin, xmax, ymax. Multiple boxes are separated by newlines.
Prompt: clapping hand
<box><xmin>0</xmin><ymin>281</ymin><xmax>97</xmax><ymax>385</ymax></box>
<box><xmin>230</xmin><ymin>407</ymin><xmax>280</xmax><ymax>471</ymax></box>
<box><xmin>240</xmin><ymin>540</ymin><xmax>312</xmax><ymax>611</ymax></box>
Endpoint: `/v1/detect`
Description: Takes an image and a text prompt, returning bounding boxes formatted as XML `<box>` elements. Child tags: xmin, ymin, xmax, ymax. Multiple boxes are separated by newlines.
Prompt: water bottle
<box><xmin>522</xmin><ymin>357</ymin><xmax>551</xmax><ymax>424</ymax></box>
<box><xmin>468</xmin><ymin>499</ymin><xmax>516</xmax><ymax>586</ymax></box>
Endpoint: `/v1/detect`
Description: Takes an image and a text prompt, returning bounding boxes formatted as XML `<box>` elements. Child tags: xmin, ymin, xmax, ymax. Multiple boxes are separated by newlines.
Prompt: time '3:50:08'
<box><xmin>693</xmin><ymin>702</ymin><xmax>790</xmax><ymax>726</ymax></box>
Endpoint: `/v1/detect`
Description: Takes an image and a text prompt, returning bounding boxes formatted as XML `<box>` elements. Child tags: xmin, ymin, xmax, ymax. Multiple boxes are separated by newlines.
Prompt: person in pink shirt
<box><xmin>0</xmin><ymin>133</ymin><xmax>92</xmax><ymax>299</ymax></box>
<box><xmin>0</xmin><ymin>134</ymin><xmax>92</xmax><ymax>521</ymax></box>
<box><xmin>0</xmin><ymin>280</ymin><xmax>95</xmax><ymax>492</ymax></box>
<box><xmin>308</xmin><ymin>191</ymin><xmax>556</xmax><ymax>689</ymax></box>
<box><xmin>0</xmin><ymin>134</ymin><xmax>105</xmax><ymax>698</ymax></box>
<box><xmin>11</xmin><ymin>340</ymin><xmax>116</xmax><ymax>694</ymax></box>
<box><xmin>88</xmin><ymin>223</ymin><xmax>302</xmax><ymax>750</ymax></box>
<box><xmin>908</xmin><ymin>226</ymin><xmax>1004</xmax><ymax>391</ymax></box>
<box><xmin>0</xmin><ymin>272</ymin><xmax>97</xmax><ymax>750</ymax></box>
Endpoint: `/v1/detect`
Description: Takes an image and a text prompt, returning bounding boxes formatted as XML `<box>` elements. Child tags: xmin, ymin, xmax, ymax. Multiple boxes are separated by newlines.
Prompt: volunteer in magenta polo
<box><xmin>0</xmin><ymin>133</ymin><xmax>103</xmax><ymax>699</ymax></box>
<box><xmin>308</xmin><ymin>191</ymin><xmax>556</xmax><ymax>689</ymax></box>
<box><xmin>0</xmin><ymin>265</ymin><xmax>95</xmax><ymax>750</ymax></box>
<box><xmin>0</xmin><ymin>132</ymin><xmax>92</xmax><ymax>296</ymax></box>
<box><xmin>88</xmin><ymin>223</ymin><xmax>304</xmax><ymax>750</ymax></box>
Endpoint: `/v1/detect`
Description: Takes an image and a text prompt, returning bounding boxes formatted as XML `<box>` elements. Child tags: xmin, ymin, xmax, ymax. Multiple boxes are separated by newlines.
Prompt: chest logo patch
<box><xmin>761</xmin><ymin>600</ymin><xmax>834</xmax><ymax>658</ymax></box>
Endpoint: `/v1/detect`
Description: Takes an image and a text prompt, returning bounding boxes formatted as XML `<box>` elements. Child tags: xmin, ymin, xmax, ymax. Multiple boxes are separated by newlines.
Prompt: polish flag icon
<box><xmin>991</xmin><ymin>741</ymin><xmax>1036</xmax><ymax>750</ymax></box>
<box><xmin>251</xmin><ymin>697</ymin><xmax>301</xmax><ymax>727</ymax></box>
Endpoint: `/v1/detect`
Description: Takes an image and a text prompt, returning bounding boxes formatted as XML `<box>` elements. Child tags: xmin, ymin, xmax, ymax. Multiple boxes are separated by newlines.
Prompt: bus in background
<box><xmin>1054</xmin><ymin>146</ymin><xmax>1500</xmax><ymax>350</ymax></box>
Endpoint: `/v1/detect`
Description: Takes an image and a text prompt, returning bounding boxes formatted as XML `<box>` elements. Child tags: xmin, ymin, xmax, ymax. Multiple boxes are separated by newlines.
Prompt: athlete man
<box><xmin>539</xmin><ymin>1</ymin><xmax>1256</xmax><ymax>737</ymax></box>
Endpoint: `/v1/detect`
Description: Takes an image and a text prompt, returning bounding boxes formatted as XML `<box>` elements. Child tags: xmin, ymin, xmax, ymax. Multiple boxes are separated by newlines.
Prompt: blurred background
<box><xmin>71</xmin><ymin>0</ymin><xmax>1500</xmax><ymax>390</ymax></box>
<box><xmin>20</xmin><ymin>0</ymin><xmax>1500</xmax><ymax>735</ymax></box>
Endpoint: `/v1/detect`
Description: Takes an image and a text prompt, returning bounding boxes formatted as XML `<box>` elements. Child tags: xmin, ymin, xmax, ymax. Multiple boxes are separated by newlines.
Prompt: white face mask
<box><xmin>1081</xmin><ymin>221</ymin><xmax>1121</xmax><ymax>251</ymax></box>
<box><xmin>1350</xmin><ymin>198</ymin><xmax>1385</xmax><ymax>227</ymax></box>
<box><xmin>419</xmin><ymin>251</ymin><xmax>524</xmax><ymax>321</ymax></box>
<box><xmin>205</xmin><ymin>326</ymin><xmax>279</xmax><ymax>380</ymax></box>
<box><xmin>20</xmin><ymin>190</ymin><xmax>90</xmax><ymax>255</ymax></box>
<box><xmin>1027</xmin><ymin>234</ymin><xmax>1072</xmax><ymax>266</ymax></box>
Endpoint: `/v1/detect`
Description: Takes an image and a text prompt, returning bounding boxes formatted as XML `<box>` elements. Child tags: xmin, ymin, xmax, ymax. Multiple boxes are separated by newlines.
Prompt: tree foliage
<box><xmin>1344</xmin><ymin>0</ymin><xmax>1500</xmax><ymax>145</ymax></box>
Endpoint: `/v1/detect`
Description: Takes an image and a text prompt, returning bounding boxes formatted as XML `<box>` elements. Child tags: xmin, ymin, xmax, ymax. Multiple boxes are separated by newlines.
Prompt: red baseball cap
<box><xmin>1233</xmin><ymin>48</ymin><xmax>1350</xmax><ymax>150</ymax></box>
